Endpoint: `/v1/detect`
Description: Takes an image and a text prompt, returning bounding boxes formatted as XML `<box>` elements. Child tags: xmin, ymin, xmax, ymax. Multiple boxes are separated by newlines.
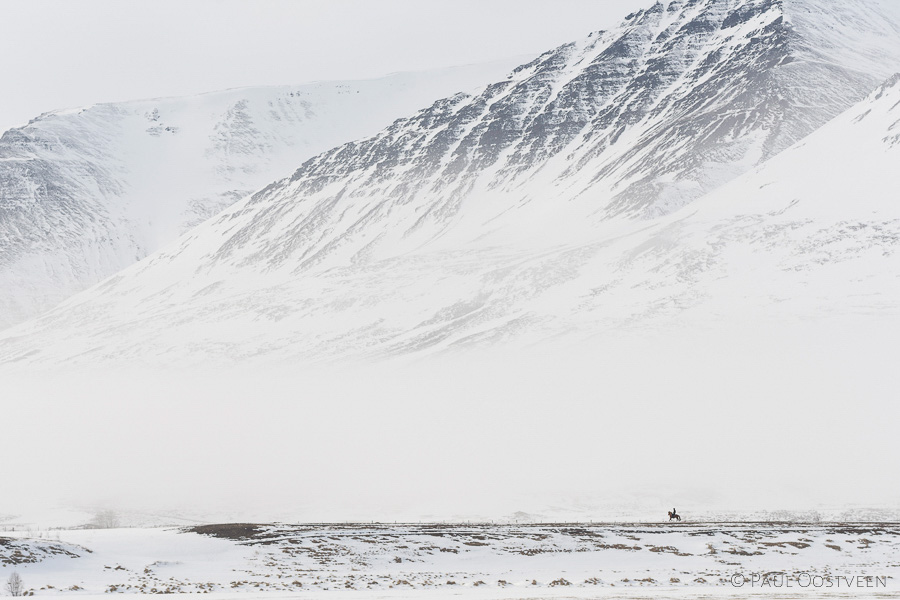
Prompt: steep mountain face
<box><xmin>200</xmin><ymin>0</ymin><xmax>900</xmax><ymax>277</ymax></box>
<box><xmin>0</xmin><ymin>61</ymin><xmax>521</xmax><ymax>329</ymax></box>
<box><xmin>2</xmin><ymin>0</ymin><xmax>900</xmax><ymax>366</ymax></box>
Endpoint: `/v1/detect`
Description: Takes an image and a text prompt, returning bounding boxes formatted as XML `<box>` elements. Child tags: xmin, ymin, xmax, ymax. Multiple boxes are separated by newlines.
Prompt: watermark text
<box><xmin>731</xmin><ymin>573</ymin><xmax>888</xmax><ymax>588</ymax></box>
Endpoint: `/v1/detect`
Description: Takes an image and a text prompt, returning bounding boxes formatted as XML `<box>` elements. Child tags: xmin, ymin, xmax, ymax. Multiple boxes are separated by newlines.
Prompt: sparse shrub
<box><xmin>6</xmin><ymin>572</ymin><xmax>24</xmax><ymax>597</ymax></box>
<box><xmin>90</xmin><ymin>509</ymin><xmax>120</xmax><ymax>529</ymax></box>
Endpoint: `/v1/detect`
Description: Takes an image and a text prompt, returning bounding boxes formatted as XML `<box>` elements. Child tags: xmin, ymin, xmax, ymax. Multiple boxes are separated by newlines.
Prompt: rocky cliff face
<box><xmin>186</xmin><ymin>0</ymin><xmax>900</xmax><ymax>277</ymax></box>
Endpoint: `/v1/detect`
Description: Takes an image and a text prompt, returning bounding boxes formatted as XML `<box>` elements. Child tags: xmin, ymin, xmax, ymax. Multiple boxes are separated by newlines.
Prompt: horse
<box><xmin>668</xmin><ymin>511</ymin><xmax>682</xmax><ymax>522</ymax></box>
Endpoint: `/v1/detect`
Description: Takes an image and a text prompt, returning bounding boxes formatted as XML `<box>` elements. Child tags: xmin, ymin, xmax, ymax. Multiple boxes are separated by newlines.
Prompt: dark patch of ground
<box><xmin>186</xmin><ymin>524</ymin><xmax>269</xmax><ymax>541</ymax></box>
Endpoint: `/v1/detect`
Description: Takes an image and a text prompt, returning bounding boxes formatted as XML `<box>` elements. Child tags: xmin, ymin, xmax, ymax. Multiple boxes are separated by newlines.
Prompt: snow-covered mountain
<box><xmin>2</xmin><ymin>0</ymin><xmax>900</xmax><ymax>365</ymax></box>
<box><xmin>0</xmin><ymin>61</ymin><xmax>523</xmax><ymax>330</ymax></box>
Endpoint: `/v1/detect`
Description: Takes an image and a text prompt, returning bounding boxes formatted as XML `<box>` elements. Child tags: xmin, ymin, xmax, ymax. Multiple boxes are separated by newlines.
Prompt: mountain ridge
<box><xmin>2</xmin><ymin>0</ymin><xmax>900</xmax><ymax>365</ymax></box>
<box><xmin>191</xmin><ymin>0</ymin><xmax>900</xmax><ymax>278</ymax></box>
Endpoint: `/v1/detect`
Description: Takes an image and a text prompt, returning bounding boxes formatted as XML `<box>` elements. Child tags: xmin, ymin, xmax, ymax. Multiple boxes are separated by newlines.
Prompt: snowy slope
<box><xmin>3</xmin><ymin>524</ymin><xmax>900</xmax><ymax>595</ymax></box>
<box><xmin>0</xmin><ymin>60</ymin><xmax>523</xmax><ymax>329</ymax></box>
<box><xmin>2</xmin><ymin>0</ymin><xmax>900</xmax><ymax>365</ymax></box>
<box><xmin>578</xmin><ymin>72</ymin><xmax>900</xmax><ymax>333</ymax></box>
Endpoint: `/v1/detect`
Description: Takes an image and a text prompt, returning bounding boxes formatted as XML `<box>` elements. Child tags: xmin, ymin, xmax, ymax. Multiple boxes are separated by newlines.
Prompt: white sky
<box><xmin>0</xmin><ymin>0</ymin><xmax>647</xmax><ymax>133</ymax></box>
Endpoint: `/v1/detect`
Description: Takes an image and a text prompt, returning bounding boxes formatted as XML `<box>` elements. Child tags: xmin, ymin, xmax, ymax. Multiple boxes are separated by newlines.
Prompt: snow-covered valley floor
<box><xmin>2</xmin><ymin>523</ymin><xmax>898</xmax><ymax>597</ymax></box>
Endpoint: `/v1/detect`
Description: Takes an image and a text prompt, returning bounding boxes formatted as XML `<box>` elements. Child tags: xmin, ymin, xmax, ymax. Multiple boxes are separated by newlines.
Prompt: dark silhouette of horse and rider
<box><xmin>668</xmin><ymin>508</ymin><xmax>682</xmax><ymax>522</ymax></box>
